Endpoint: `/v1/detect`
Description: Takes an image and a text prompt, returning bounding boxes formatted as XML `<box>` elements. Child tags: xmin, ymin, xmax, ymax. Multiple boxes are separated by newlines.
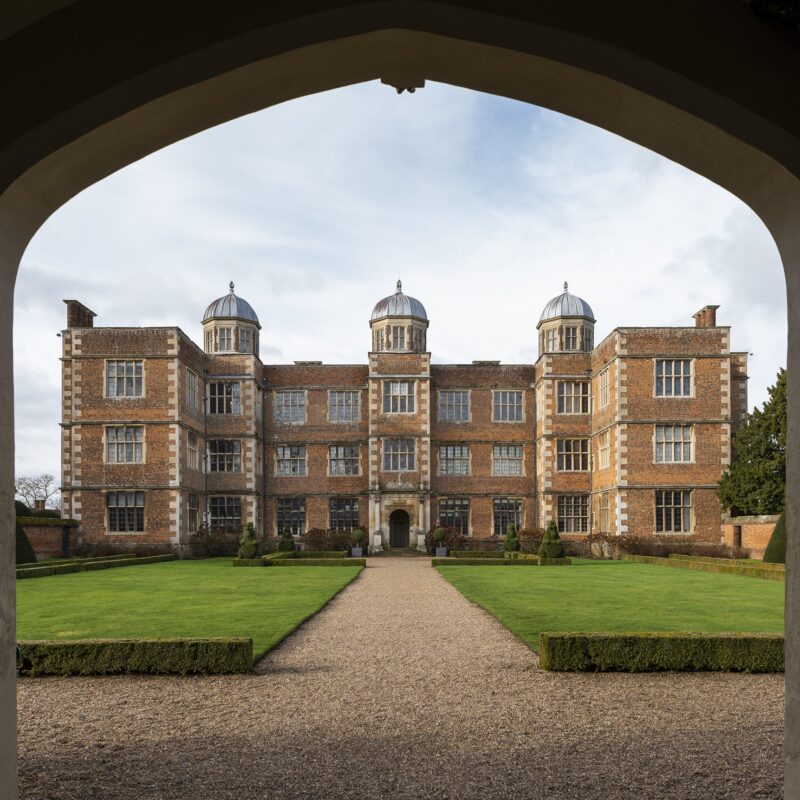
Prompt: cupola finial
<box><xmin>229</xmin><ymin>281</ymin><xmax>235</xmax><ymax>294</ymax></box>
<box><xmin>396</xmin><ymin>279</ymin><xmax>402</xmax><ymax>293</ymax></box>
<box><xmin>564</xmin><ymin>281</ymin><xmax>568</xmax><ymax>293</ymax></box>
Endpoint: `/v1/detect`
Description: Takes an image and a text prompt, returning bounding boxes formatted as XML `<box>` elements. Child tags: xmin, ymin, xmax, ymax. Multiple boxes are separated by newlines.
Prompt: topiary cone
<box><xmin>538</xmin><ymin>521</ymin><xmax>566</xmax><ymax>559</ymax></box>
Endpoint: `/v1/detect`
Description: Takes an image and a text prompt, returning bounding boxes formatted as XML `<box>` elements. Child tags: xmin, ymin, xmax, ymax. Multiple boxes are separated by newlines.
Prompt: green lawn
<box><xmin>438</xmin><ymin>559</ymin><xmax>784</xmax><ymax>653</ymax></box>
<box><xmin>17</xmin><ymin>558</ymin><xmax>362</xmax><ymax>659</ymax></box>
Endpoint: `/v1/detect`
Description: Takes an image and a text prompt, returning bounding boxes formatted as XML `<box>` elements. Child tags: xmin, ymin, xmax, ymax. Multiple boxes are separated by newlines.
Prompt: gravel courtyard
<box><xmin>18</xmin><ymin>557</ymin><xmax>783</xmax><ymax>799</ymax></box>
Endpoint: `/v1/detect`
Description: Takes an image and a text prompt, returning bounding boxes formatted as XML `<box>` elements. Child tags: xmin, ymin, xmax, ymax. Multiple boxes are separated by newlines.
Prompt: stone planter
<box><xmin>435</xmin><ymin>546</ymin><xmax>448</xmax><ymax>558</ymax></box>
<box><xmin>351</xmin><ymin>547</ymin><xmax>363</xmax><ymax>558</ymax></box>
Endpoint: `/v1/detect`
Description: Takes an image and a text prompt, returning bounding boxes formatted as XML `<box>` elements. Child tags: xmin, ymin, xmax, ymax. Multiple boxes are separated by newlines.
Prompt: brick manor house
<box><xmin>60</xmin><ymin>281</ymin><xmax>748</xmax><ymax>552</ymax></box>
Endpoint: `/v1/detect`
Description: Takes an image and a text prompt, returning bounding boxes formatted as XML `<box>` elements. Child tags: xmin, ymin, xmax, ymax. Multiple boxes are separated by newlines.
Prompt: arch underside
<box><xmin>2</xmin><ymin>4</ymin><xmax>800</xmax><ymax>797</ymax></box>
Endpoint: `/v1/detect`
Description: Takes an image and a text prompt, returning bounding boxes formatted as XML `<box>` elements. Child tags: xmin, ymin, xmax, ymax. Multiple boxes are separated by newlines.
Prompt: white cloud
<box><xmin>14</xmin><ymin>80</ymin><xmax>786</xmax><ymax>479</ymax></box>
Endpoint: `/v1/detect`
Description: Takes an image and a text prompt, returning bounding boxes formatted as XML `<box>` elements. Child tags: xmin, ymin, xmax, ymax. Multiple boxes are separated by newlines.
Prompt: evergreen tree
<box><xmin>718</xmin><ymin>368</ymin><xmax>786</xmax><ymax>516</ymax></box>
<box><xmin>538</xmin><ymin>521</ymin><xmax>566</xmax><ymax>559</ymax></box>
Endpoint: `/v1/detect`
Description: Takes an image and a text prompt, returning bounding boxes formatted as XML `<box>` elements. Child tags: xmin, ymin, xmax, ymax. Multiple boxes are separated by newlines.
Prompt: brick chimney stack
<box><xmin>693</xmin><ymin>305</ymin><xmax>720</xmax><ymax>328</ymax></box>
<box><xmin>63</xmin><ymin>299</ymin><xmax>97</xmax><ymax>328</ymax></box>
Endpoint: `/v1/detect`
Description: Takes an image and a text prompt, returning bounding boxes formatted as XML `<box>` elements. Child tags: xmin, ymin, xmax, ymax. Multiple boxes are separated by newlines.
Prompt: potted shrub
<box><xmin>237</xmin><ymin>522</ymin><xmax>258</xmax><ymax>560</ymax></box>
<box><xmin>351</xmin><ymin>528</ymin><xmax>365</xmax><ymax>558</ymax></box>
<box><xmin>433</xmin><ymin>527</ymin><xmax>448</xmax><ymax>557</ymax></box>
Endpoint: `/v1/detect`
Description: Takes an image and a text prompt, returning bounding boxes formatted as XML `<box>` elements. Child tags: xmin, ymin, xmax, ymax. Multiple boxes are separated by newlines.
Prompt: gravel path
<box><xmin>18</xmin><ymin>557</ymin><xmax>783</xmax><ymax>799</ymax></box>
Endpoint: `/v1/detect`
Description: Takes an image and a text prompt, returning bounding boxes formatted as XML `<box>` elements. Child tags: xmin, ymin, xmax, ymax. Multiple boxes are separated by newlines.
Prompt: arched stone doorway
<box><xmin>2</xmin><ymin>5</ymin><xmax>800</xmax><ymax>797</ymax></box>
<box><xmin>389</xmin><ymin>509</ymin><xmax>411</xmax><ymax>548</ymax></box>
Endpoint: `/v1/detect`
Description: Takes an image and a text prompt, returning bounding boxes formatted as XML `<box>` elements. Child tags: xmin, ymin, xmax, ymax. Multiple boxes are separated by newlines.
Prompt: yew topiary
<box><xmin>16</xmin><ymin>520</ymin><xmax>36</xmax><ymax>565</ymax></box>
<box><xmin>278</xmin><ymin>526</ymin><xmax>296</xmax><ymax>552</ymax></box>
<box><xmin>538</xmin><ymin>521</ymin><xmax>566</xmax><ymax>559</ymax></box>
<box><xmin>237</xmin><ymin>523</ymin><xmax>258</xmax><ymax>560</ymax></box>
<box><xmin>503</xmin><ymin>522</ymin><xmax>520</xmax><ymax>552</ymax></box>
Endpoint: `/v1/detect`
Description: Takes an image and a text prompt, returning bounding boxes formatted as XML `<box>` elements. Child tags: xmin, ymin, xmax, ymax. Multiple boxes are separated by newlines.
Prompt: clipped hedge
<box><xmin>17</xmin><ymin>553</ymin><xmax>176</xmax><ymax>579</ymax></box>
<box><xmin>432</xmin><ymin>558</ymin><xmax>540</xmax><ymax>566</ymax></box>
<box><xmin>232</xmin><ymin>558</ymin><xmax>264</xmax><ymax>567</ymax></box>
<box><xmin>272</xmin><ymin>558</ymin><xmax>366</xmax><ymax>567</ymax></box>
<box><xmin>539</xmin><ymin>632</ymin><xmax>784</xmax><ymax>672</ymax></box>
<box><xmin>81</xmin><ymin>554</ymin><xmax>175</xmax><ymax>571</ymax></box>
<box><xmin>624</xmin><ymin>554</ymin><xmax>784</xmax><ymax>581</ymax></box>
<box><xmin>293</xmin><ymin>551</ymin><xmax>349</xmax><ymax>559</ymax></box>
<box><xmin>17</xmin><ymin>554</ymin><xmax>131</xmax><ymax>569</ymax></box>
<box><xmin>539</xmin><ymin>557</ymin><xmax>572</xmax><ymax>566</ymax></box>
<box><xmin>262</xmin><ymin>551</ymin><xmax>293</xmax><ymax>563</ymax></box>
<box><xmin>17</xmin><ymin>638</ymin><xmax>253</xmax><ymax>676</ymax></box>
<box><xmin>667</xmin><ymin>554</ymin><xmax>785</xmax><ymax>571</ymax></box>
<box><xmin>17</xmin><ymin>516</ymin><xmax>79</xmax><ymax>527</ymax></box>
<box><xmin>15</xmin><ymin>520</ymin><xmax>36</xmax><ymax>565</ymax></box>
<box><xmin>763</xmin><ymin>511</ymin><xmax>786</xmax><ymax>564</ymax></box>
<box><xmin>451</xmin><ymin>550</ymin><xmax>505</xmax><ymax>559</ymax></box>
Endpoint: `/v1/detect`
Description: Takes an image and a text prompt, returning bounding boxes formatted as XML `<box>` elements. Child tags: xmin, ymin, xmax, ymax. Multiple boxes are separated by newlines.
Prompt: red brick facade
<box><xmin>60</xmin><ymin>285</ymin><xmax>746</xmax><ymax>551</ymax></box>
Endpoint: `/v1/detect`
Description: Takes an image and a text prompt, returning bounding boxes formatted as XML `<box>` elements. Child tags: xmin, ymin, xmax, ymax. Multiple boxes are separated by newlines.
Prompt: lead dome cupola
<box><xmin>537</xmin><ymin>282</ymin><xmax>595</xmax><ymax>355</ymax></box>
<box><xmin>371</xmin><ymin>280</ymin><xmax>428</xmax><ymax>322</ymax></box>
<box><xmin>203</xmin><ymin>282</ymin><xmax>260</xmax><ymax>328</ymax></box>
<box><xmin>202</xmin><ymin>282</ymin><xmax>261</xmax><ymax>356</ymax></box>
<box><xmin>369</xmin><ymin>280</ymin><xmax>429</xmax><ymax>353</ymax></box>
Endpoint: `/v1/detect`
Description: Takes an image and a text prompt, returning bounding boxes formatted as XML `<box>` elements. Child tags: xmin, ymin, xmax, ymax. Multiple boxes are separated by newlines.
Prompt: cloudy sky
<box><xmin>14</xmin><ymin>80</ymin><xmax>786</xmax><ymax>480</ymax></box>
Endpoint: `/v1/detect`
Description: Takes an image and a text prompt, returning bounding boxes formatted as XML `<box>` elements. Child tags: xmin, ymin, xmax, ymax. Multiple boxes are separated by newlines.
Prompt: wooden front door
<box><xmin>389</xmin><ymin>509</ymin><xmax>410</xmax><ymax>548</ymax></box>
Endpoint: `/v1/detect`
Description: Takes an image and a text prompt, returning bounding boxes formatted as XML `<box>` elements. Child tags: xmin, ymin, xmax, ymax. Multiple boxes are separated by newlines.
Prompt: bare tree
<box><xmin>15</xmin><ymin>474</ymin><xmax>60</xmax><ymax>510</ymax></box>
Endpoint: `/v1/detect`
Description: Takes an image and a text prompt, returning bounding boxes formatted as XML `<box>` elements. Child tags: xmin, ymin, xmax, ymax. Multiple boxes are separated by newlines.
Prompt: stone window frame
<box><xmin>655</xmin><ymin>489</ymin><xmax>693</xmax><ymax>534</ymax></box>
<box><xmin>105</xmin><ymin>359</ymin><xmax>144</xmax><ymax>399</ymax></box>
<box><xmin>277</xmin><ymin>497</ymin><xmax>305</xmax><ymax>536</ymax></box>
<box><xmin>558</xmin><ymin>494</ymin><xmax>589</xmax><ymax>533</ymax></box>
<box><xmin>328</xmin><ymin>445</ymin><xmax>360</xmax><ymax>477</ymax></box>
<box><xmin>207</xmin><ymin>381</ymin><xmax>241</xmax><ymax>415</ymax></box>
<box><xmin>275</xmin><ymin>445</ymin><xmax>307</xmax><ymax>477</ymax></box>
<box><xmin>556</xmin><ymin>380</ymin><xmax>590</xmax><ymax>414</ymax></box>
<box><xmin>329</xmin><ymin>497</ymin><xmax>360</xmax><ymax>531</ymax></box>
<box><xmin>187</xmin><ymin>430</ymin><xmax>200</xmax><ymax>471</ymax></box>
<box><xmin>274</xmin><ymin>389</ymin><xmax>307</xmax><ymax>424</ymax></box>
<box><xmin>654</xmin><ymin>358</ymin><xmax>694</xmax><ymax>398</ymax></box>
<box><xmin>654</xmin><ymin>423</ymin><xmax>694</xmax><ymax>464</ymax></box>
<box><xmin>208</xmin><ymin>439</ymin><xmax>242</xmax><ymax>472</ymax></box>
<box><xmin>382</xmin><ymin>438</ymin><xmax>415</xmax><ymax>472</ymax></box>
<box><xmin>492</xmin><ymin>389</ymin><xmax>525</xmax><ymax>423</ymax></box>
<box><xmin>492</xmin><ymin>498</ymin><xmax>523</xmax><ymax>536</ymax></box>
<box><xmin>383</xmin><ymin>380</ymin><xmax>415</xmax><ymax>414</ymax></box>
<box><xmin>438</xmin><ymin>498</ymin><xmax>470</xmax><ymax>536</ymax></box>
<box><xmin>545</xmin><ymin>328</ymin><xmax>557</xmax><ymax>353</ymax></box>
<box><xmin>598</xmin><ymin>430</ymin><xmax>611</xmax><ymax>470</ymax></box>
<box><xmin>437</xmin><ymin>389</ymin><xmax>471</xmax><ymax>422</ymax></box>
<box><xmin>556</xmin><ymin>438</ymin><xmax>590</xmax><ymax>472</ymax></box>
<box><xmin>208</xmin><ymin>495</ymin><xmax>242</xmax><ymax>532</ymax></box>
<box><xmin>563</xmin><ymin>326</ymin><xmax>579</xmax><ymax>350</ymax></box>
<box><xmin>187</xmin><ymin>493</ymin><xmax>199</xmax><ymax>533</ymax></box>
<box><xmin>186</xmin><ymin>368</ymin><xmax>199</xmax><ymax>411</ymax></box>
<box><xmin>238</xmin><ymin>327</ymin><xmax>254</xmax><ymax>354</ymax></box>
<box><xmin>491</xmin><ymin>444</ymin><xmax>524</xmax><ymax>476</ymax></box>
<box><xmin>598</xmin><ymin>492</ymin><xmax>610</xmax><ymax>533</ymax></box>
<box><xmin>217</xmin><ymin>327</ymin><xmax>233</xmax><ymax>352</ymax></box>
<box><xmin>105</xmin><ymin>425</ymin><xmax>145</xmax><ymax>464</ymax></box>
<box><xmin>598</xmin><ymin>367</ymin><xmax>610</xmax><ymax>408</ymax></box>
<box><xmin>328</xmin><ymin>389</ymin><xmax>361</xmax><ymax>423</ymax></box>
<box><xmin>438</xmin><ymin>444</ymin><xmax>470</xmax><ymax>476</ymax></box>
<box><xmin>392</xmin><ymin>325</ymin><xmax>406</xmax><ymax>351</ymax></box>
<box><xmin>106</xmin><ymin>490</ymin><xmax>145</xmax><ymax>533</ymax></box>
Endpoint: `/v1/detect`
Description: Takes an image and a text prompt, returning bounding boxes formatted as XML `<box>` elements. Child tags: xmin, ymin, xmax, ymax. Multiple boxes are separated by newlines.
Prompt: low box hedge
<box><xmin>16</xmin><ymin>563</ymin><xmax>82</xmax><ymax>579</ymax></box>
<box><xmin>623</xmin><ymin>554</ymin><xmax>784</xmax><ymax>581</ymax></box>
<box><xmin>667</xmin><ymin>554</ymin><xmax>785</xmax><ymax>571</ymax></box>
<box><xmin>294</xmin><ymin>551</ymin><xmax>349</xmax><ymax>559</ymax></box>
<box><xmin>19</xmin><ymin>555</ymin><xmax>131</xmax><ymax>569</ymax></box>
<box><xmin>539</xmin><ymin>632</ymin><xmax>784</xmax><ymax>672</ymax></box>
<box><xmin>272</xmin><ymin>558</ymin><xmax>366</xmax><ymax>567</ymax></box>
<box><xmin>232</xmin><ymin>558</ymin><xmax>264</xmax><ymax>567</ymax></box>
<box><xmin>17</xmin><ymin>638</ymin><xmax>253</xmax><ymax>676</ymax></box>
<box><xmin>82</xmin><ymin>554</ymin><xmax>176</xmax><ymax>571</ymax></box>
<box><xmin>539</xmin><ymin>557</ymin><xmax>572</xmax><ymax>566</ymax></box>
<box><xmin>450</xmin><ymin>550</ymin><xmax>505</xmax><ymax>559</ymax></box>
<box><xmin>432</xmin><ymin>558</ymin><xmax>540</xmax><ymax>566</ymax></box>
<box><xmin>262</xmin><ymin>551</ymin><xmax>292</xmax><ymax>563</ymax></box>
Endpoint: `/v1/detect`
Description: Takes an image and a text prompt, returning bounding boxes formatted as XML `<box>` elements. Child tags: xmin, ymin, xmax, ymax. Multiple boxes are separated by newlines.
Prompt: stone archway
<box><xmin>2</xmin><ymin>4</ymin><xmax>800</xmax><ymax>797</ymax></box>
